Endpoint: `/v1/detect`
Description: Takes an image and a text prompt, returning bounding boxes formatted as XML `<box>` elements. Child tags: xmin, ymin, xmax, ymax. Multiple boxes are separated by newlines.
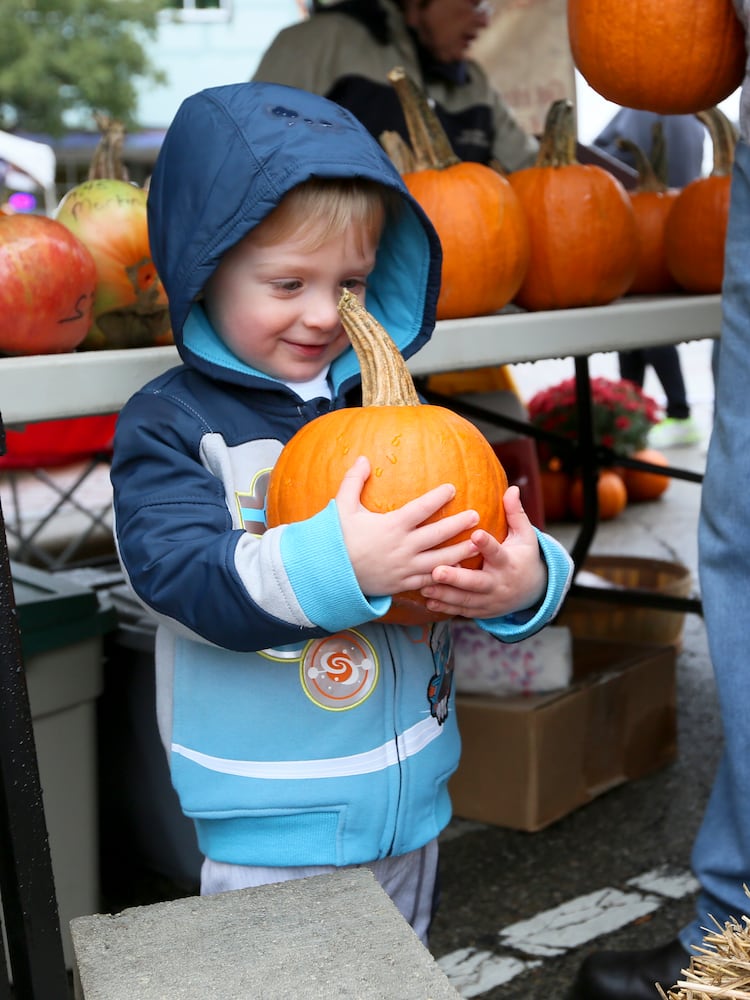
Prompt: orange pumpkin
<box><xmin>617</xmin><ymin>126</ymin><xmax>680</xmax><ymax>295</ymax></box>
<box><xmin>622</xmin><ymin>449</ymin><xmax>670</xmax><ymax>502</ymax></box>
<box><xmin>568</xmin><ymin>470</ymin><xmax>628</xmax><ymax>522</ymax></box>
<box><xmin>567</xmin><ymin>0</ymin><xmax>745</xmax><ymax>114</ymax></box>
<box><xmin>664</xmin><ymin>107</ymin><xmax>736</xmax><ymax>294</ymax></box>
<box><xmin>539</xmin><ymin>465</ymin><xmax>571</xmax><ymax>523</ymax></box>
<box><xmin>266</xmin><ymin>290</ymin><xmax>509</xmax><ymax>626</ymax></box>
<box><xmin>508</xmin><ymin>100</ymin><xmax>638</xmax><ymax>311</ymax></box>
<box><xmin>387</xmin><ymin>67</ymin><xmax>530</xmax><ymax>320</ymax></box>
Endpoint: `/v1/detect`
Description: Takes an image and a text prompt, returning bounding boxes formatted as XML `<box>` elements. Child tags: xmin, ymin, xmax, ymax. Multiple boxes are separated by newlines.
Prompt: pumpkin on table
<box><xmin>386</xmin><ymin>66</ymin><xmax>530</xmax><ymax>321</ymax></box>
<box><xmin>266</xmin><ymin>290</ymin><xmax>509</xmax><ymax>626</ymax></box>
<box><xmin>508</xmin><ymin>99</ymin><xmax>638</xmax><ymax>311</ymax></box>
<box><xmin>567</xmin><ymin>0</ymin><xmax>745</xmax><ymax>115</ymax></box>
<box><xmin>664</xmin><ymin>106</ymin><xmax>737</xmax><ymax>294</ymax></box>
<box><xmin>617</xmin><ymin>124</ymin><xmax>680</xmax><ymax>296</ymax></box>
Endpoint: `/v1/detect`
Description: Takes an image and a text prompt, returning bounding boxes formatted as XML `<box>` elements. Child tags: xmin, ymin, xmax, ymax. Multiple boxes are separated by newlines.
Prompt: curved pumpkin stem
<box><xmin>388</xmin><ymin>66</ymin><xmax>460</xmax><ymax>171</ymax></box>
<box><xmin>696</xmin><ymin>106</ymin><xmax>738</xmax><ymax>178</ymax></box>
<box><xmin>379</xmin><ymin>129</ymin><xmax>417</xmax><ymax>175</ymax></box>
<box><xmin>616</xmin><ymin>132</ymin><xmax>667</xmax><ymax>193</ymax></box>
<box><xmin>89</xmin><ymin>112</ymin><xmax>129</xmax><ymax>182</ymax></box>
<box><xmin>338</xmin><ymin>290</ymin><xmax>420</xmax><ymax>407</ymax></box>
<box><xmin>536</xmin><ymin>99</ymin><xmax>577</xmax><ymax>168</ymax></box>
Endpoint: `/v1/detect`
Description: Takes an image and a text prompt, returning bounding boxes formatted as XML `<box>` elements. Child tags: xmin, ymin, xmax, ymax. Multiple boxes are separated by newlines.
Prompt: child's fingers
<box><xmin>334</xmin><ymin>456</ymin><xmax>371</xmax><ymax>510</ymax></box>
<box><xmin>392</xmin><ymin>482</ymin><xmax>458</xmax><ymax>527</ymax></box>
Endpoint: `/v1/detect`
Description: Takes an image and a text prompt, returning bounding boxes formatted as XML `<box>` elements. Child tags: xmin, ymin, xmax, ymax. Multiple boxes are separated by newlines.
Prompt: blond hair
<box><xmin>250</xmin><ymin>177</ymin><xmax>401</xmax><ymax>254</ymax></box>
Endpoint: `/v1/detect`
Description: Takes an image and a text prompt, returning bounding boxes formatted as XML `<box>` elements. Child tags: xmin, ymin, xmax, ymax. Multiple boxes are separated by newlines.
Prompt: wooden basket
<box><xmin>557</xmin><ymin>555</ymin><xmax>693</xmax><ymax>647</ymax></box>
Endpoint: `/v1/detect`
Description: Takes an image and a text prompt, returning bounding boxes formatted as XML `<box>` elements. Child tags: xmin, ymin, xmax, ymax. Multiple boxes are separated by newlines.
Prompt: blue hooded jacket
<box><xmin>111</xmin><ymin>82</ymin><xmax>572</xmax><ymax>868</ymax></box>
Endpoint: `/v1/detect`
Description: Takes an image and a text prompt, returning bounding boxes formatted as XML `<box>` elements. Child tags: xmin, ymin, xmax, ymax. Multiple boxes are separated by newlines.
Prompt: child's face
<box><xmin>204</xmin><ymin>223</ymin><xmax>379</xmax><ymax>383</ymax></box>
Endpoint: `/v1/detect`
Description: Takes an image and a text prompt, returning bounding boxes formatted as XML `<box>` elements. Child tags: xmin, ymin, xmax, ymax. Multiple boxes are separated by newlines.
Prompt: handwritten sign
<box><xmin>470</xmin><ymin>0</ymin><xmax>576</xmax><ymax>136</ymax></box>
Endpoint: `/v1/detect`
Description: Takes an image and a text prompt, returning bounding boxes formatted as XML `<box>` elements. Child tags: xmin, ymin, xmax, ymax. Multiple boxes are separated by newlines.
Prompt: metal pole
<box><xmin>0</xmin><ymin>412</ymin><xmax>68</xmax><ymax>999</ymax></box>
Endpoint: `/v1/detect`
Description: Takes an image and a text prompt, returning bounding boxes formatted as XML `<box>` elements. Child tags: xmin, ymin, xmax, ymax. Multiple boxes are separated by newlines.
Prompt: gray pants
<box><xmin>200</xmin><ymin>838</ymin><xmax>439</xmax><ymax>946</ymax></box>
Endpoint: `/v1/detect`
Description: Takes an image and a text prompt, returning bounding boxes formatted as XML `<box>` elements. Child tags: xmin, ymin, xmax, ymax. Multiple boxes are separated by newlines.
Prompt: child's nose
<box><xmin>304</xmin><ymin>292</ymin><xmax>341</xmax><ymax>330</ymax></box>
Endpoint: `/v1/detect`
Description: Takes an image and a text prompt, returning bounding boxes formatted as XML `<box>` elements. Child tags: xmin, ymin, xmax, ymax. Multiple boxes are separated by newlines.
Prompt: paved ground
<box><xmin>1</xmin><ymin>339</ymin><xmax>720</xmax><ymax>999</ymax></box>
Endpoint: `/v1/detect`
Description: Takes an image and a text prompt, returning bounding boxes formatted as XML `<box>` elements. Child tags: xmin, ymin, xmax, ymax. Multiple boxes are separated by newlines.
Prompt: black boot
<box><xmin>567</xmin><ymin>939</ymin><xmax>691</xmax><ymax>999</ymax></box>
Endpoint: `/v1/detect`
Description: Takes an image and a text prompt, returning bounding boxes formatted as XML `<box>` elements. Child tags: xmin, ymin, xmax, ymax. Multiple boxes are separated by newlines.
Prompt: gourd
<box><xmin>387</xmin><ymin>66</ymin><xmax>530</xmax><ymax>320</ymax></box>
<box><xmin>508</xmin><ymin>100</ymin><xmax>638</xmax><ymax>311</ymax></box>
<box><xmin>55</xmin><ymin>115</ymin><xmax>172</xmax><ymax>349</ymax></box>
<box><xmin>266</xmin><ymin>290</ymin><xmax>509</xmax><ymax>625</ymax></box>
<box><xmin>617</xmin><ymin>125</ymin><xmax>680</xmax><ymax>295</ymax></box>
<box><xmin>664</xmin><ymin>107</ymin><xmax>737</xmax><ymax>294</ymax></box>
<box><xmin>567</xmin><ymin>0</ymin><xmax>745</xmax><ymax>115</ymax></box>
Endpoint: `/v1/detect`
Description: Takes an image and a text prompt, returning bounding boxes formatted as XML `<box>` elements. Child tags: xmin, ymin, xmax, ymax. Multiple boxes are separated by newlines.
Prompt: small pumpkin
<box><xmin>539</xmin><ymin>462</ymin><xmax>571</xmax><ymax>523</ymax></box>
<box><xmin>567</xmin><ymin>0</ymin><xmax>745</xmax><ymax>115</ymax></box>
<box><xmin>622</xmin><ymin>449</ymin><xmax>670</xmax><ymax>502</ymax></box>
<box><xmin>387</xmin><ymin>66</ymin><xmax>530</xmax><ymax>320</ymax></box>
<box><xmin>508</xmin><ymin>100</ymin><xmax>638</xmax><ymax>311</ymax></box>
<box><xmin>664</xmin><ymin>107</ymin><xmax>737</xmax><ymax>294</ymax></box>
<box><xmin>617</xmin><ymin>125</ymin><xmax>680</xmax><ymax>295</ymax></box>
<box><xmin>266</xmin><ymin>290</ymin><xmax>509</xmax><ymax>626</ymax></box>
<box><xmin>568</xmin><ymin>469</ymin><xmax>628</xmax><ymax>522</ymax></box>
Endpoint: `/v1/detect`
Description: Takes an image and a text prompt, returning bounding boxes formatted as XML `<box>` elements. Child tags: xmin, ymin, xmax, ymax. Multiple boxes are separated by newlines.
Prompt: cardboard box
<box><xmin>449</xmin><ymin>638</ymin><xmax>677</xmax><ymax>832</ymax></box>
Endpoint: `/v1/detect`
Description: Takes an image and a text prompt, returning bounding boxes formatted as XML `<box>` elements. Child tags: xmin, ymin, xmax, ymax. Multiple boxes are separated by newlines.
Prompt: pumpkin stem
<box><xmin>337</xmin><ymin>290</ymin><xmax>421</xmax><ymax>407</ymax></box>
<box><xmin>88</xmin><ymin>112</ymin><xmax>129</xmax><ymax>182</ymax></box>
<box><xmin>379</xmin><ymin>129</ymin><xmax>417</xmax><ymax>175</ymax></box>
<box><xmin>535</xmin><ymin>99</ymin><xmax>577</xmax><ymax>168</ymax></box>
<box><xmin>616</xmin><ymin>133</ymin><xmax>667</xmax><ymax>193</ymax></box>
<box><xmin>387</xmin><ymin>66</ymin><xmax>460</xmax><ymax>171</ymax></box>
<box><xmin>696</xmin><ymin>106</ymin><xmax>738</xmax><ymax>178</ymax></box>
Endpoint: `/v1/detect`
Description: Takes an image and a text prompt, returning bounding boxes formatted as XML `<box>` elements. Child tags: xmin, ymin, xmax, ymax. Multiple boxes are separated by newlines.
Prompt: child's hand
<box><xmin>419</xmin><ymin>485</ymin><xmax>547</xmax><ymax>620</ymax></box>
<box><xmin>336</xmin><ymin>456</ymin><xmax>482</xmax><ymax>598</ymax></box>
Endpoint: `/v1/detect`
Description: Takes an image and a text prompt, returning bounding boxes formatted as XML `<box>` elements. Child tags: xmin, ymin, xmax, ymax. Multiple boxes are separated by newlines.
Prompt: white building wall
<box><xmin>135</xmin><ymin>1</ymin><xmax>303</xmax><ymax>128</ymax></box>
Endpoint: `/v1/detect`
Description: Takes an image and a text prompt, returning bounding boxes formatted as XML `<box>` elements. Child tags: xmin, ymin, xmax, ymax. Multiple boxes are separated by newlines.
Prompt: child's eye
<box><xmin>340</xmin><ymin>277</ymin><xmax>367</xmax><ymax>292</ymax></box>
<box><xmin>273</xmin><ymin>279</ymin><xmax>302</xmax><ymax>293</ymax></box>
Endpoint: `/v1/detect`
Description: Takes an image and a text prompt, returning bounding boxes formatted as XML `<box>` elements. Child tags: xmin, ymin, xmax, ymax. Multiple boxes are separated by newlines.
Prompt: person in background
<box><xmin>594</xmin><ymin>109</ymin><xmax>705</xmax><ymax>450</ymax></box>
<box><xmin>569</xmin><ymin>9</ymin><xmax>750</xmax><ymax>997</ymax></box>
<box><xmin>111</xmin><ymin>81</ymin><xmax>573</xmax><ymax>948</ymax></box>
<box><xmin>252</xmin><ymin>0</ymin><xmax>538</xmax><ymax>172</ymax></box>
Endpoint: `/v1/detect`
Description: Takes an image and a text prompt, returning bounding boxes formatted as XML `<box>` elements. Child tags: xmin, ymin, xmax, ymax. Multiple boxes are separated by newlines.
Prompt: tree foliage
<box><xmin>0</xmin><ymin>0</ymin><xmax>166</xmax><ymax>135</ymax></box>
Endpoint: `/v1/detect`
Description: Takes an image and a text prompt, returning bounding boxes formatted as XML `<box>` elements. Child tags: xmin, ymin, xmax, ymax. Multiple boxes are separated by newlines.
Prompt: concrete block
<box><xmin>71</xmin><ymin>868</ymin><xmax>461</xmax><ymax>999</ymax></box>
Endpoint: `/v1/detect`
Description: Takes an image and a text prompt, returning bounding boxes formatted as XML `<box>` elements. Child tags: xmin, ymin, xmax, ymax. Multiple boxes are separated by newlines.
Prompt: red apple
<box><xmin>0</xmin><ymin>214</ymin><xmax>97</xmax><ymax>355</ymax></box>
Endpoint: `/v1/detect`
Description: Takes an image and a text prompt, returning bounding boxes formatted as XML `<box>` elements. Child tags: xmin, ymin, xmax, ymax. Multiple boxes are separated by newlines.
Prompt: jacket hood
<box><xmin>147</xmin><ymin>81</ymin><xmax>442</xmax><ymax>392</ymax></box>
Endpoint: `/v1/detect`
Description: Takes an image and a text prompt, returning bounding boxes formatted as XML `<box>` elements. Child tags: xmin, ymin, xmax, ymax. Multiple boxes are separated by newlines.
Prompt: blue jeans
<box><xmin>682</xmin><ymin>138</ymin><xmax>750</xmax><ymax>951</ymax></box>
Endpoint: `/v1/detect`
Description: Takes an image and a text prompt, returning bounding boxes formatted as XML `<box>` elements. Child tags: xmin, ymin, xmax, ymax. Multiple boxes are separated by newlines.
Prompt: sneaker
<box><xmin>648</xmin><ymin>416</ymin><xmax>702</xmax><ymax>449</ymax></box>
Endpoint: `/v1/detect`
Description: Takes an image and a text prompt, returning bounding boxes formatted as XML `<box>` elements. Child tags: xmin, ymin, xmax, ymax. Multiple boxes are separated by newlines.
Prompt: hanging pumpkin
<box><xmin>664</xmin><ymin>107</ymin><xmax>737</xmax><ymax>294</ymax></box>
<box><xmin>386</xmin><ymin>66</ymin><xmax>530</xmax><ymax>321</ymax></box>
<box><xmin>508</xmin><ymin>100</ymin><xmax>638</xmax><ymax>311</ymax></box>
<box><xmin>617</xmin><ymin>125</ymin><xmax>680</xmax><ymax>295</ymax></box>
<box><xmin>567</xmin><ymin>0</ymin><xmax>745</xmax><ymax>115</ymax></box>
<box><xmin>55</xmin><ymin>116</ymin><xmax>172</xmax><ymax>350</ymax></box>
<box><xmin>266</xmin><ymin>290</ymin><xmax>509</xmax><ymax>626</ymax></box>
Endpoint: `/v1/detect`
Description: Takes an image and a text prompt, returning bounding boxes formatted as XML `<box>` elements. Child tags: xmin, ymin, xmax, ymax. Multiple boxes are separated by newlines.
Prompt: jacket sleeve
<box><xmin>473</xmin><ymin>529</ymin><xmax>573</xmax><ymax>642</ymax></box>
<box><xmin>111</xmin><ymin>390</ymin><xmax>386</xmax><ymax>652</ymax></box>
